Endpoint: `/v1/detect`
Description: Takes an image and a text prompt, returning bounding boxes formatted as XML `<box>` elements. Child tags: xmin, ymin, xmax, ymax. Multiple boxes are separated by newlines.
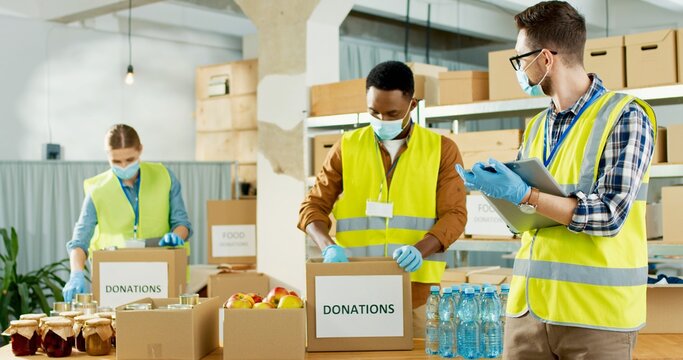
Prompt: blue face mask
<box><xmin>516</xmin><ymin>52</ymin><xmax>549</xmax><ymax>97</ymax></box>
<box><xmin>112</xmin><ymin>160</ymin><xmax>140</xmax><ymax>180</ymax></box>
<box><xmin>370</xmin><ymin>103</ymin><xmax>413</xmax><ymax>140</ymax></box>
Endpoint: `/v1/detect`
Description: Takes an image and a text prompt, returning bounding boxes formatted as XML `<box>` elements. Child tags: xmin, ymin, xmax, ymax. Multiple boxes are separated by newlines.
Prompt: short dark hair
<box><xmin>366</xmin><ymin>61</ymin><xmax>415</xmax><ymax>98</ymax></box>
<box><xmin>514</xmin><ymin>1</ymin><xmax>586</xmax><ymax>66</ymax></box>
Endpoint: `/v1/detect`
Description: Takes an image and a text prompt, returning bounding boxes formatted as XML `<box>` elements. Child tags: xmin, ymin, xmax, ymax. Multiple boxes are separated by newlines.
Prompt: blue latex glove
<box><xmin>392</xmin><ymin>245</ymin><xmax>423</xmax><ymax>272</ymax></box>
<box><xmin>62</xmin><ymin>270</ymin><xmax>89</xmax><ymax>303</ymax></box>
<box><xmin>456</xmin><ymin>158</ymin><xmax>531</xmax><ymax>205</ymax></box>
<box><xmin>159</xmin><ymin>232</ymin><xmax>184</xmax><ymax>247</ymax></box>
<box><xmin>322</xmin><ymin>244</ymin><xmax>349</xmax><ymax>263</ymax></box>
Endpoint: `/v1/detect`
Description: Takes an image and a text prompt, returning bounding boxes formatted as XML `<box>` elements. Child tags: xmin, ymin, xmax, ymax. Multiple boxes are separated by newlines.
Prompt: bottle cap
<box><xmin>501</xmin><ymin>284</ymin><xmax>510</xmax><ymax>291</ymax></box>
<box><xmin>484</xmin><ymin>287</ymin><xmax>495</xmax><ymax>293</ymax></box>
<box><xmin>451</xmin><ymin>285</ymin><xmax>460</xmax><ymax>292</ymax></box>
<box><xmin>430</xmin><ymin>285</ymin><xmax>440</xmax><ymax>293</ymax></box>
<box><xmin>442</xmin><ymin>288</ymin><xmax>452</xmax><ymax>294</ymax></box>
<box><xmin>464</xmin><ymin>287</ymin><xmax>475</xmax><ymax>294</ymax></box>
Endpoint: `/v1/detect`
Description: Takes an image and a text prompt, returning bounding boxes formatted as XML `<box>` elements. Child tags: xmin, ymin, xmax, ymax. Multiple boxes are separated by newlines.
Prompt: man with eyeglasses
<box><xmin>299</xmin><ymin>61</ymin><xmax>467</xmax><ymax>335</ymax></box>
<box><xmin>457</xmin><ymin>1</ymin><xmax>656</xmax><ymax>358</ymax></box>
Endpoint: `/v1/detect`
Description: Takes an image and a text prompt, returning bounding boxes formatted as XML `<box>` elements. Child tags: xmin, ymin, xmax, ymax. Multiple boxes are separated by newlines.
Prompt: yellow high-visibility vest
<box><xmin>332</xmin><ymin>125</ymin><xmax>446</xmax><ymax>284</ymax></box>
<box><xmin>84</xmin><ymin>162</ymin><xmax>171</xmax><ymax>253</ymax></box>
<box><xmin>508</xmin><ymin>92</ymin><xmax>656</xmax><ymax>331</ymax></box>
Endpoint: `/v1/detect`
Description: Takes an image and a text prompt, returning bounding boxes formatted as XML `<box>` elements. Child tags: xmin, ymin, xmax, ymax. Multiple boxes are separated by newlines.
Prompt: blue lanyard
<box><xmin>543</xmin><ymin>90</ymin><xmax>605</xmax><ymax>167</ymax></box>
<box><xmin>118</xmin><ymin>175</ymin><xmax>141</xmax><ymax>239</ymax></box>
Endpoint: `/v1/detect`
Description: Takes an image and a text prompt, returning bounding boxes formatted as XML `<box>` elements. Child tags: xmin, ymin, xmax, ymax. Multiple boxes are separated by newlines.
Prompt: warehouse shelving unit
<box><xmin>304</xmin><ymin>83</ymin><xmax>683</xmax><ymax>259</ymax></box>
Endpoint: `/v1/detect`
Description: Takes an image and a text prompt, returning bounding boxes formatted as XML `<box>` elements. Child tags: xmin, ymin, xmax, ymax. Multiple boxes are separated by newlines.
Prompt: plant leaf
<box><xmin>17</xmin><ymin>283</ymin><xmax>30</xmax><ymax>314</ymax></box>
<box><xmin>42</xmin><ymin>277</ymin><xmax>64</xmax><ymax>303</ymax></box>
<box><xmin>31</xmin><ymin>284</ymin><xmax>51</xmax><ymax>314</ymax></box>
<box><xmin>10</xmin><ymin>228</ymin><xmax>18</xmax><ymax>262</ymax></box>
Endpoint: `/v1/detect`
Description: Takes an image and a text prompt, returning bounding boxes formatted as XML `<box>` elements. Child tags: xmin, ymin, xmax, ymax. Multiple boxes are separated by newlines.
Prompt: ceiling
<box><xmin>0</xmin><ymin>0</ymin><xmax>679</xmax><ymax>43</ymax></box>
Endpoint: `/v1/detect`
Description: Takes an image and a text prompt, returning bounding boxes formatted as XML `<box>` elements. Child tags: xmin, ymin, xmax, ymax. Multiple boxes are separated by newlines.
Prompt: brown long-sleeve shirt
<box><xmin>298</xmin><ymin>125</ymin><xmax>468</xmax><ymax>307</ymax></box>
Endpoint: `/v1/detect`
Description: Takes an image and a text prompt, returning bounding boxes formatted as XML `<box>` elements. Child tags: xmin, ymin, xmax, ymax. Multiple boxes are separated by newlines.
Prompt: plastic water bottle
<box><xmin>451</xmin><ymin>285</ymin><xmax>461</xmax><ymax>311</ymax></box>
<box><xmin>480</xmin><ymin>287</ymin><xmax>503</xmax><ymax>358</ymax></box>
<box><xmin>425</xmin><ymin>285</ymin><xmax>441</xmax><ymax>355</ymax></box>
<box><xmin>457</xmin><ymin>287</ymin><xmax>480</xmax><ymax>359</ymax></box>
<box><xmin>438</xmin><ymin>288</ymin><xmax>456</xmax><ymax>358</ymax></box>
<box><xmin>473</xmin><ymin>285</ymin><xmax>482</xmax><ymax>303</ymax></box>
<box><xmin>499</xmin><ymin>283</ymin><xmax>510</xmax><ymax>349</ymax></box>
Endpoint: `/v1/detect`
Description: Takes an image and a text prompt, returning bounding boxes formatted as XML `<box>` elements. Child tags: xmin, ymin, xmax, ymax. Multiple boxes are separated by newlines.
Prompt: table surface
<box><xmin>2</xmin><ymin>335</ymin><xmax>682</xmax><ymax>359</ymax></box>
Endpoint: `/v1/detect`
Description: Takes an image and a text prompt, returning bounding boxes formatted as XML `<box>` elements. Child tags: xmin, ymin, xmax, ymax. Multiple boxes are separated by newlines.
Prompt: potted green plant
<box><xmin>0</xmin><ymin>227</ymin><xmax>70</xmax><ymax>346</ymax></box>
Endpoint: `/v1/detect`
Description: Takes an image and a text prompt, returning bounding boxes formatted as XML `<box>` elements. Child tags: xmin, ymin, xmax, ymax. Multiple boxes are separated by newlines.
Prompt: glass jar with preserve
<box><xmin>83</xmin><ymin>318</ymin><xmax>114</xmax><ymax>356</ymax></box>
<box><xmin>2</xmin><ymin>320</ymin><xmax>40</xmax><ymax>356</ymax></box>
<box><xmin>73</xmin><ymin>314</ymin><xmax>98</xmax><ymax>352</ymax></box>
<box><xmin>95</xmin><ymin>312</ymin><xmax>116</xmax><ymax>347</ymax></box>
<box><xmin>42</xmin><ymin>319</ymin><xmax>75</xmax><ymax>358</ymax></box>
<box><xmin>39</xmin><ymin>316</ymin><xmax>68</xmax><ymax>351</ymax></box>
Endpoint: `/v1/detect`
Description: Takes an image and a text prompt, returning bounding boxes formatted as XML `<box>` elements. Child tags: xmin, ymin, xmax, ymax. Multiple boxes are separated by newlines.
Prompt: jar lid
<box><xmin>44</xmin><ymin>319</ymin><xmax>72</xmax><ymax>328</ymax></box>
<box><xmin>52</xmin><ymin>302</ymin><xmax>71</xmax><ymax>312</ymax></box>
<box><xmin>124</xmin><ymin>303</ymin><xmax>152</xmax><ymax>311</ymax></box>
<box><xmin>39</xmin><ymin>316</ymin><xmax>67</xmax><ymax>326</ymax></box>
<box><xmin>85</xmin><ymin>318</ymin><xmax>112</xmax><ymax>326</ymax></box>
<box><xmin>59</xmin><ymin>311</ymin><xmax>84</xmax><ymax>318</ymax></box>
<box><xmin>10</xmin><ymin>320</ymin><xmax>38</xmax><ymax>327</ymax></box>
<box><xmin>95</xmin><ymin>312</ymin><xmax>115</xmax><ymax>320</ymax></box>
<box><xmin>167</xmin><ymin>304</ymin><xmax>193</xmax><ymax>310</ymax></box>
<box><xmin>19</xmin><ymin>313</ymin><xmax>47</xmax><ymax>321</ymax></box>
<box><xmin>74</xmin><ymin>314</ymin><xmax>98</xmax><ymax>322</ymax></box>
<box><xmin>75</xmin><ymin>293</ymin><xmax>94</xmax><ymax>303</ymax></box>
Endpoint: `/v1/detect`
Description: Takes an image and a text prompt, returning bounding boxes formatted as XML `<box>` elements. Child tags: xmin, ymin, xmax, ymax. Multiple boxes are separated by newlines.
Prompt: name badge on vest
<box><xmin>366</xmin><ymin>200</ymin><xmax>393</xmax><ymax>218</ymax></box>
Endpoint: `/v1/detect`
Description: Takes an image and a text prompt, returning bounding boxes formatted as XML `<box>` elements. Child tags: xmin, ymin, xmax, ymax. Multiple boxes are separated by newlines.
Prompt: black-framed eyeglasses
<box><xmin>509</xmin><ymin>49</ymin><xmax>558</xmax><ymax>71</ymax></box>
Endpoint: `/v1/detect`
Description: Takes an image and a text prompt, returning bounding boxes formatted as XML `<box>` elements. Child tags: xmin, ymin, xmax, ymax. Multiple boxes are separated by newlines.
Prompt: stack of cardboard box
<box><xmin>195</xmin><ymin>59</ymin><xmax>258</xmax><ymax>195</ymax></box>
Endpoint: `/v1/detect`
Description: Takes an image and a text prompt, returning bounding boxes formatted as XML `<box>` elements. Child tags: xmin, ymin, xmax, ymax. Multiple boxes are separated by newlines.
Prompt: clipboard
<box><xmin>482</xmin><ymin>158</ymin><xmax>567</xmax><ymax>234</ymax></box>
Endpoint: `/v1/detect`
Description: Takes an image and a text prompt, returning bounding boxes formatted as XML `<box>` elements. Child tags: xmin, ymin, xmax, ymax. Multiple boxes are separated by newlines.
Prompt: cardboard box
<box><xmin>92</xmin><ymin>248</ymin><xmax>186</xmax><ymax>308</ymax></box>
<box><xmin>223</xmin><ymin>307</ymin><xmax>306</xmax><ymax>360</ymax></box>
<box><xmin>489</xmin><ymin>49</ymin><xmax>530</xmax><ymax>101</ymax></box>
<box><xmin>407</xmin><ymin>62</ymin><xmax>448</xmax><ymax>106</ymax></box>
<box><xmin>667</xmin><ymin>124</ymin><xmax>683</xmax><ymax>164</ymax></box>
<box><xmin>584</xmin><ymin>36</ymin><xmax>626</xmax><ymax>89</ymax></box>
<box><xmin>310</xmin><ymin>76</ymin><xmax>425</xmax><ymax>117</ymax></box>
<box><xmin>641</xmin><ymin>285</ymin><xmax>683</xmax><ymax>333</ymax></box>
<box><xmin>207</xmin><ymin>272</ymin><xmax>269</xmax><ymax>303</ymax></box>
<box><xmin>647</xmin><ymin>203</ymin><xmax>663</xmax><ymax>240</ymax></box>
<box><xmin>468</xmin><ymin>267</ymin><xmax>513</xmax><ymax>285</ymax></box>
<box><xmin>441</xmin><ymin>266</ymin><xmax>512</xmax><ymax>288</ymax></box>
<box><xmin>465</xmin><ymin>194</ymin><xmax>514</xmax><ymax>238</ymax></box>
<box><xmin>195</xmin><ymin>130</ymin><xmax>256</xmax><ymax>162</ymax></box>
<box><xmin>438</xmin><ymin>71</ymin><xmax>489</xmax><ymax>105</ymax></box>
<box><xmin>195</xmin><ymin>94</ymin><xmax>257</xmax><ymax>132</ymax></box>
<box><xmin>306</xmin><ymin>257</ymin><xmax>413</xmax><ymax>352</ymax></box>
<box><xmin>679</xmin><ymin>28</ymin><xmax>683</xmax><ymax>84</ymax></box>
<box><xmin>653</xmin><ymin>127</ymin><xmax>667</xmax><ymax>164</ymax></box>
<box><xmin>461</xmin><ymin>150</ymin><xmax>519</xmax><ymax>169</ymax></box>
<box><xmin>196</xmin><ymin>59</ymin><xmax>258</xmax><ymax>100</ymax></box>
<box><xmin>625</xmin><ymin>29</ymin><xmax>678</xmax><ymax>88</ymax></box>
<box><xmin>449</xmin><ymin>129</ymin><xmax>522</xmax><ymax>153</ymax></box>
<box><xmin>207</xmin><ymin>200</ymin><xmax>257</xmax><ymax>264</ymax></box>
<box><xmin>312</xmin><ymin>133</ymin><xmax>342</xmax><ymax>176</ymax></box>
<box><xmin>662</xmin><ymin>186</ymin><xmax>683</xmax><ymax>243</ymax></box>
<box><xmin>116</xmin><ymin>297</ymin><xmax>221</xmax><ymax>360</ymax></box>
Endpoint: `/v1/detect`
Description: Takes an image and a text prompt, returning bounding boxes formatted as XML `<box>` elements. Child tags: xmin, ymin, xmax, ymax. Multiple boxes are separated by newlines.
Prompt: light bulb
<box><xmin>125</xmin><ymin>64</ymin><xmax>135</xmax><ymax>85</ymax></box>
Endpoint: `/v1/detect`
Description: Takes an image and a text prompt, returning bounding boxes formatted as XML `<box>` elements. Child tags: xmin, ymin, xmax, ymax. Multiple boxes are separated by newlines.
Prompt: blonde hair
<box><xmin>105</xmin><ymin>124</ymin><xmax>141</xmax><ymax>150</ymax></box>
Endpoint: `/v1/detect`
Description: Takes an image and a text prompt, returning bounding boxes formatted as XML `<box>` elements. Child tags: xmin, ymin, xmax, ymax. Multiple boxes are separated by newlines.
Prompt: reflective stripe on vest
<box><xmin>333</xmin><ymin>125</ymin><xmax>444</xmax><ymax>284</ymax></box>
<box><xmin>509</xmin><ymin>91</ymin><xmax>657</xmax><ymax>331</ymax></box>
<box><xmin>85</xmin><ymin>162</ymin><xmax>172</xmax><ymax>252</ymax></box>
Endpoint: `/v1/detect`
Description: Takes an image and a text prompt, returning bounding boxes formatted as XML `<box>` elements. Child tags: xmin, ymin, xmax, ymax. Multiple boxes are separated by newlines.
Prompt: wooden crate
<box><xmin>195</xmin><ymin>94</ymin><xmax>257</xmax><ymax>132</ymax></box>
<box><xmin>195</xmin><ymin>130</ymin><xmax>257</xmax><ymax>163</ymax></box>
<box><xmin>196</xmin><ymin>59</ymin><xmax>258</xmax><ymax>100</ymax></box>
<box><xmin>309</xmin><ymin>76</ymin><xmax>425</xmax><ymax>117</ymax></box>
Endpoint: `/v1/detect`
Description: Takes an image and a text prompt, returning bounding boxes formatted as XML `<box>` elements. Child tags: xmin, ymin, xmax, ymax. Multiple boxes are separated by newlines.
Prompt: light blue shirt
<box><xmin>66</xmin><ymin>167</ymin><xmax>193</xmax><ymax>255</ymax></box>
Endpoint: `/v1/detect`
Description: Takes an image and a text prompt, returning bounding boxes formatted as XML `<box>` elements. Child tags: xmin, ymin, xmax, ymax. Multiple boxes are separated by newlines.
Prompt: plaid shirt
<box><xmin>542</xmin><ymin>74</ymin><xmax>654</xmax><ymax>237</ymax></box>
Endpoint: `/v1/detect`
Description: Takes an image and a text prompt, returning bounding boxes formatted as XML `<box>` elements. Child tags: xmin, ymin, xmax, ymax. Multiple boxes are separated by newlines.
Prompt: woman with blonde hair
<box><xmin>62</xmin><ymin>124</ymin><xmax>192</xmax><ymax>301</ymax></box>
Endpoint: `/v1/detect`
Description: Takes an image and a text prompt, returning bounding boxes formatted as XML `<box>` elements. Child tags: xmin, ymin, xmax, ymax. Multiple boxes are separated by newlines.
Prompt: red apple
<box><xmin>247</xmin><ymin>293</ymin><xmax>263</xmax><ymax>304</ymax></box>
<box><xmin>253</xmin><ymin>302</ymin><xmax>275</xmax><ymax>310</ymax></box>
<box><xmin>228</xmin><ymin>293</ymin><xmax>255</xmax><ymax>306</ymax></box>
<box><xmin>277</xmin><ymin>295</ymin><xmax>303</xmax><ymax>309</ymax></box>
<box><xmin>265</xmin><ymin>287</ymin><xmax>289</xmax><ymax>306</ymax></box>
